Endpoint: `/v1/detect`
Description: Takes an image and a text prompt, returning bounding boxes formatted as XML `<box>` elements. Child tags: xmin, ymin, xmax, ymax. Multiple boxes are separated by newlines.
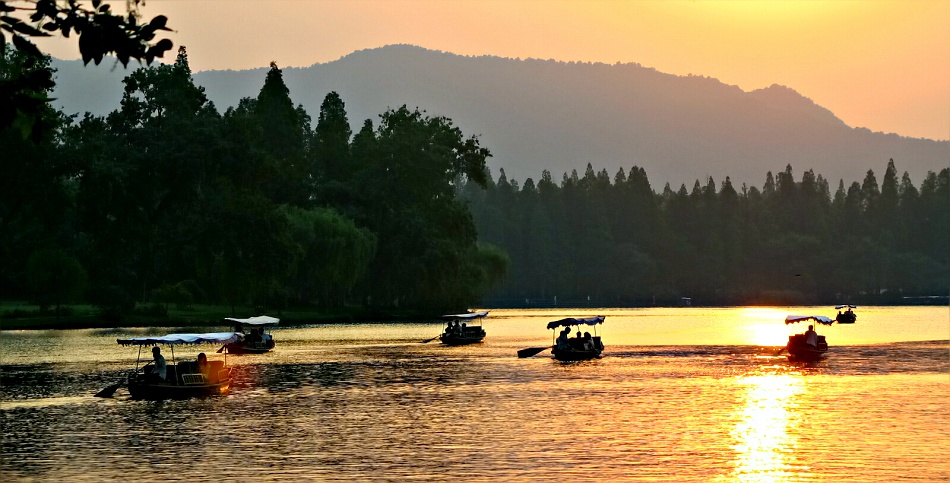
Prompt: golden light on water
<box><xmin>741</xmin><ymin>308</ymin><xmax>792</xmax><ymax>346</ymax></box>
<box><xmin>724</xmin><ymin>374</ymin><xmax>805</xmax><ymax>482</ymax></box>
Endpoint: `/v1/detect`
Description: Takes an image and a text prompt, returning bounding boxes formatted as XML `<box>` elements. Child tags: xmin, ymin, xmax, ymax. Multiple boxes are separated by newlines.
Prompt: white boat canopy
<box><xmin>117</xmin><ymin>332</ymin><xmax>241</xmax><ymax>346</ymax></box>
<box><xmin>547</xmin><ymin>316</ymin><xmax>606</xmax><ymax>330</ymax></box>
<box><xmin>224</xmin><ymin>316</ymin><xmax>280</xmax><ymax>326</ymax></box>
<box><xmin>785</xmin><ymin>315</ymin><xmax>834</xmax><ymax>326</ymax></box>
<box><xmin>442</xmin><ymin>311</ymin><xmax>489</xmax><ymax>320</ymax></box>
<box><xmin>834</xmin><ymin>305</ymin><xmax>857</xmax><ymax>310</ymax></box>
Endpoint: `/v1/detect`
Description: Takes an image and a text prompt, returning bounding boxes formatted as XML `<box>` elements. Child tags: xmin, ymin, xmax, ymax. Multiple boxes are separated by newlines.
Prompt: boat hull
<box><xmin>127</xmin><ymin>363</ymin><xmax>233</xmax><ymax>400</ymax></box>
<box><xmin>552</xmin><ymin>348</ymin><xmax>603</xmax><ymax>361</ymax></box>
<box><xmin>440</xmin><ymin>327</ymin><xmax>486</xmax><ymax>345</ymax></box>
<box><xmin>225</xmin><ymin>340</ymin><xmax>275</xmax><ymax>354</ymax></box>
<box><xmin>786</xmin><ymin>334</ymin><xmax>828</xmax><ymax>362</ymax></box>
<box><xmin>127</xmin><ymin>378</ymin><xmax>231</xmax><ymax>400</ymax></box>
<box><xmin>440</xmin><ymin>334</ymin><xmax>485</xmax><ymax>345</ymax></box>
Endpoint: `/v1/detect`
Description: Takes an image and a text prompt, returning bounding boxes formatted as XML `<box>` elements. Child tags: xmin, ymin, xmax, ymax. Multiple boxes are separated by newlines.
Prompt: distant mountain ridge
<box><xmin>51</xmin><ymin>44</ymin><xmax>948</xmax><ymax>188</ymax></box>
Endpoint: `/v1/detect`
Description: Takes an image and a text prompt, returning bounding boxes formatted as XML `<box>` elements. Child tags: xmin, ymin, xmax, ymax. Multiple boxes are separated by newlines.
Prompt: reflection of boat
<box><xmin>549</xmin><ymin>316</ymin><xmax>605</xmax><ymax>361</ymax></box>
<box><xmin>783</xmin><ymin>315</ymin><xmax>832</xmax><ymax>362</ymax></box>
<box><xmin>224</xmin><ymin>316</ymin><xmax>278</xmax><ymax>354</ymax></box>
<box><xmin>117</xmin><ymin>332</ymin><xmax>238</xmax><ymax>399</ymax></box>
<box><xmin>834</xmin><ymin>305</ymin><xmax>857</xmax><ymax>324</ymax></box>
<box><xmin>439</xmin><ymin>311</ymin><xmax>489</xmax><ymax>345</ymax></box>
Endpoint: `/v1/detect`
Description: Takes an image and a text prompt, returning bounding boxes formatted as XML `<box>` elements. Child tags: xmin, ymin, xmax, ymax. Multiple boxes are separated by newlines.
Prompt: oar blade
<box><xmin>94</xmin><ymin>381</ymin><xmax>123</xmax><ymax>398</ymax></box>
<box><xmin>518</xmin><ymin>346</ymin><xmax>550</xmax><ymax>358</ymax></box>
<box><xmin>421</xmin><ymin>335</ymin><xmax>441</xmax><ymax>344</ymax></box>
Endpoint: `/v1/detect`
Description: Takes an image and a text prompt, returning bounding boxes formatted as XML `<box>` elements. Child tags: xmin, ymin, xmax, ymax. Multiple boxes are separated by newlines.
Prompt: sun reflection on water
<box><xmin>722</xmin><ymin>374</ymin><xmax>806</xmax><ymax>483</ymax></box>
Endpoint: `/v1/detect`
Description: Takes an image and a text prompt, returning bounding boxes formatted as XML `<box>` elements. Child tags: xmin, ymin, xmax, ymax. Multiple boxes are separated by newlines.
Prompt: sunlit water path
<box><xmin>2</xmin><ymin>307</ymin><xmax>948</xmax><ymax>481</ymax></box>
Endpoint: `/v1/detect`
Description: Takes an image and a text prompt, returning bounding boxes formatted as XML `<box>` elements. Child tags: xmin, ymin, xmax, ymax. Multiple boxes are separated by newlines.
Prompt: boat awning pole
<box><xmin>171</xmin><ymin>345</ymin><xmax>177</xmax><ymax>385</ymax></box>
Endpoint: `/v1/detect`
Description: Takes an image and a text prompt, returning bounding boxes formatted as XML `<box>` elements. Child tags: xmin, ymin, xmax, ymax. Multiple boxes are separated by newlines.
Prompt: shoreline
<box><xmin>0</xmin><ymin>308</ymin><xmax>448</xmax><ymax>331</ymax></box>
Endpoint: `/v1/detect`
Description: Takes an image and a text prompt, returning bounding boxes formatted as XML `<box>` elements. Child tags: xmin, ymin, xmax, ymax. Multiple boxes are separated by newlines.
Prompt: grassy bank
<box><xmin>0</xmin><ymin>302</ymin><xmax>444</xmax><ymax>330</ymax></box>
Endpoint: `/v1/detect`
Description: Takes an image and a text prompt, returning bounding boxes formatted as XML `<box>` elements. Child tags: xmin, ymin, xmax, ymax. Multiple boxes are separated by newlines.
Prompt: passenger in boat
<box><xmin>805</xmin><ymin>325</ymin><xmax>818</xmax><ymax>348</ymax></box>
<box><xmin>583</xmin><ymin>332</ymin><xmax>593</xmax><ymax>350</ymax></box>
<box><xmin>149</xmin><ymin>346</ymin><xmax>167</xmax><ymax>382</ymax></box>
<box><xmin>556</xmin><ymin>327</ymin><xmax>571</xmax><ymax>350</ymax></box>
<box><xmin>197</xmin><ymin>352</ymin><xmax>208</xmax><ymax>376</ymax></box>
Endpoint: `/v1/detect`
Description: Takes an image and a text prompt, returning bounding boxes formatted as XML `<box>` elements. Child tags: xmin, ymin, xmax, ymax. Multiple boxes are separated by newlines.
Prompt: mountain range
<box><xmin>50</xmin><ymin>44</ymin><xmax>948</xmax><ymax>189</ymax></box>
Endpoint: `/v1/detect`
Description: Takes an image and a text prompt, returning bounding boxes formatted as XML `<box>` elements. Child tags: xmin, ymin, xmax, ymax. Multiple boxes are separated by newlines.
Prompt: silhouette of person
<box><xmin>805</xmin><ymin>324</ymin><xmax>818</xmax><ymax>348</ymax></box>
<box><xmin>149</xmin><ymin>346</ymin><xmax>167</xmax><ymax>382</ymax></box>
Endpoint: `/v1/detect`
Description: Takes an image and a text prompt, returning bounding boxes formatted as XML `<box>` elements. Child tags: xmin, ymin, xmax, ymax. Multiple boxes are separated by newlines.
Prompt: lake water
<box><xmin>1</xmin><ymin>306</ymin><xmax>948</xmax><ymax>482</ymax></box>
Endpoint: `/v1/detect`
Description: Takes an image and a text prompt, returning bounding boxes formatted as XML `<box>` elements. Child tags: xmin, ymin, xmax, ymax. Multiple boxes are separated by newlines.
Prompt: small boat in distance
<box><xmin>550</xmin><ymin>316</ymin><xmax>606</xmax><ymax>361</ymax></box>
<box><xmin>835</xmin><ymin>305</ymin><xmax>858</xmax><ymax>324</ymax></box>
<box><xmin>439</xmin><ymin>311</ymin><xmax>489</xmax><ymax>345</ymax></box>
<box><xmin>224</xmin><ymin>316</ymin><xmax>279</xmax><ymax>354</ymax></box>
<box><xmin>116</xmin><ymin>332</ymin><xmax>238</xmax><ymax>400</ymax></box>
<box><xmin>782</xmin><ymin>315</ymin><xmax>834</xmax><ymax>362</ymax></box>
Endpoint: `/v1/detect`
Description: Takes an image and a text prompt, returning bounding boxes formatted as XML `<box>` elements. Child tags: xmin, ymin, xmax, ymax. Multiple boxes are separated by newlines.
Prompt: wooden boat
<box><xmin>783</xmin><ymin>315</ymin><xmax>835</xmax><ymax>362</ymax></box>
<box><xmin>224</xmin><ymin>316</ymin><xmax>278</xmax><ymax>354</ymax></box>
<box><xmin>835</xmin><ymin>304</ymin><xmax>858</xmax><ymax>324</ymax></box>
<box><xmin>439</xmin><ymin>311</ymin><xmax>489</xmax><ymax>345</ymax></box>
<box><xmin>116</xmin><ymin>332</ymin><xmax>238</xmax><ymax>400</ymax></box>
<box><xmin>549</xmin><ymin>316</ymin><xmax>606</xmax><ymax>361</ymax></box>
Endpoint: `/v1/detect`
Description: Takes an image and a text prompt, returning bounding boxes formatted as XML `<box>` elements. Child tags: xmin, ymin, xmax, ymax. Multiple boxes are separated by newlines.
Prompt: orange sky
<box><xmin>37</xmin><ymin>0</ymin><xmax>950</xmax><ymax>140</ymax></box>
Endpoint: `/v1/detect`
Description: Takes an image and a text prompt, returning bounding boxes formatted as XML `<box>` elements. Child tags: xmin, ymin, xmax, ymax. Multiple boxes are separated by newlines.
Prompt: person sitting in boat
<box><xmin>583</xmin><ymin>332</ymin><xmax>593</xmax><ymax>350</ymax></box>
<box><xmin>556</xmin><ymin>327</ymin><xmax>571</xmax><ymax>350</ymax></box>
<box><xmin>197</xmin><ymin>352</ymin><xmax>209</xmax><ymax>377</ymax></box>
<box><xmin>805</xmin><ymin>325</ymin><xmax>818</xmax><ymax>348</ymax></box>
<box><xmin>149</xmin><ymin>346</ymin><xmax>167</xmax><ymax>382</ymax></box>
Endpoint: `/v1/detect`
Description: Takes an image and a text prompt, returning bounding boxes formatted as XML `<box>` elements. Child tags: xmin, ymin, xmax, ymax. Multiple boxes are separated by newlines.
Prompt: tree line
<box><xmin>463</xmin><ymin>161</ymin><xmax>949</xmax><ymax>306</ymax></box>
<box><xmin>1</xmin><ymin>47</ymin><xmax>508</xmax><ymax>316</ymax></box>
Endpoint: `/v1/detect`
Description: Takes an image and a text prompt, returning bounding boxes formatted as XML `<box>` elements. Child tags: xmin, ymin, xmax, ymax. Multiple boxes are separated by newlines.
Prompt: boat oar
<box><xmin>774</xmin><ymin>345</ymin><xmax>787</xmax><ymax>356</ymax></box>
<box><xmin>421</xmin><ymin>334</ymin><xmax>442</xmax><ymax>344</ymax></box>
<box><xmin>94</xmin><ymin>380</ymin><xmax>124</xmax><ymax>398</ymax></box>
<box><xmin>518</xmin><ymin>346</ymin><xmax>552</xmax><ymax>358</ymax></box>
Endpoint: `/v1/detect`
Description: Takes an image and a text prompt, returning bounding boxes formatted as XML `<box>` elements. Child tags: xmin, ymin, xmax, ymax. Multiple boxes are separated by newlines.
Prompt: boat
<box><xmin>549</xmin><ymin>316</ymin><xmax>606</xmax><ymax>361</ymax></box>
<box><xmin>223</xmin><ymin>315</ymin><xmax>279</xmax><ymax>353</ymax></box>
<box><xmin>782</xmin><ymin>315</ymin><xmax>834</xmax><ymax>362</ymax></box>
<box><xmin>439</xmin><ymin>311</ymin><xmax>489</xmax><ymax>345</ymax></box>
<box><xmin>835</xmin><ymin>305</ymin><xmax>858</xmax><ymax>324</ymax></box>
<box><xmin>116</xmin><ymin>332</ymin><xmax>238</xmax><ymax>400</ymax></box>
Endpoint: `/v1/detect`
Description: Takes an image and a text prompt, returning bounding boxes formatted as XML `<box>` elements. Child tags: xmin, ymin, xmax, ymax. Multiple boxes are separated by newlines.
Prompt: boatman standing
<box><xmin>150</xmin><ymin>346</ymin><xmax>167</xmax><ymax>382</ymax></box>
<box><xmin>804</xmin><ymin>325</ymin><xmax>818</xmax><ymax>348</ymax></box>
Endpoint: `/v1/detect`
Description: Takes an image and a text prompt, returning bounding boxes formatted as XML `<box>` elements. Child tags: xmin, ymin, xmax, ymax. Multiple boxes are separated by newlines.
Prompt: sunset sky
<box><xmin>38</xmin><ymin>0</ymin><xmax>950</xmax><ymax>140</ymax></box>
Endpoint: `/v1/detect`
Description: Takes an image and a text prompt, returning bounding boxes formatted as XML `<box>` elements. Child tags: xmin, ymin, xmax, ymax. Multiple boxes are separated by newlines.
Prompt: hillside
<box><xmin>51</xmin><ymin>45</ymin><xmax>948</xmax><ymax>188</ymax></box>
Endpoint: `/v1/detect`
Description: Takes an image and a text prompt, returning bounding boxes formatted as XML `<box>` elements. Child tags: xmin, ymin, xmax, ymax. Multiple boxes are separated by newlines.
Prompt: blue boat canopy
<box><xmin>224</xmin><ymin>316</ymin><xmax>279</xmax><ymax>326</ymax></box>
<box><xmin>547</xmin><ymin>316</ymin><xmax>606</xmax><ymax>330</ymax></box>
<box><xmin>117</xmin><ymin>332</ymin><xmax>241</xmax><ymax>346</ymax></box>
<box><xmin>442</xmin><ymin>311</ymin><xmax>489</xmax><ymax>320</ymax></box>
<box><xmin>785</xmin><ymin>315</ymin><xmax>834</xmax><ymax>326</ymax></box>
<box><xmin>834</xmin><ymin>305</ymin><xmax>857</xmax><ymax>310</ymax></box>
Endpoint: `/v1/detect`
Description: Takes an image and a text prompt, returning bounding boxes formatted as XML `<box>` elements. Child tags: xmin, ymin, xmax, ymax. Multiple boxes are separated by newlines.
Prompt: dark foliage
<box><xmin>0</xmin><ymin>51</ymin><xmax>504</xmax><ymax>314</ymax></box>
<box><xmin>0</xmin><ymin>0</ymin><xmax>173</xmax><ymax>135</ymax></box>
<box><xmin>466</xmin><ymin>160</ymin><xmax>949</xmax><ymax>306</ymax></box>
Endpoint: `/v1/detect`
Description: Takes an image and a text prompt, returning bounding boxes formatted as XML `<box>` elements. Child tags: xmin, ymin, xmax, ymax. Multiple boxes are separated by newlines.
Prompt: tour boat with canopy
<box><xmin>517</xmin><ymin>316</ymin><xmax>606</xmax><ymax>360</ymax></box>
<box><xmin>224</xmin><ymin>315</ymin><xmax>278</xmax><ymax>354</ymax></box>
<box><xmin>834</xmin><ymin>305</ymin><xmax>858</xmax><ymax>324</ymax></box>
<box><xmin>437</xmin><ymin>311</ymin><xmax>489</xmax><ymax>345</ymax></box>
<box><xmin>114</xmin><ymin>332</ymin><xmax>238</xmax><ymax>399</ymax></box>
<box><xmin>782</xmin><ymin>315</ymin><xmax>833</xmax><ymax>362</ymax></box>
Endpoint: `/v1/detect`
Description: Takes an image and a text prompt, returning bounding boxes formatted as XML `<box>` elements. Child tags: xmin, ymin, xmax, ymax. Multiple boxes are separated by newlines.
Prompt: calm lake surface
<box><xmin>2</xmin><ymin>306</ymin><xmax>948</xmax><ymax>482</ymax></box>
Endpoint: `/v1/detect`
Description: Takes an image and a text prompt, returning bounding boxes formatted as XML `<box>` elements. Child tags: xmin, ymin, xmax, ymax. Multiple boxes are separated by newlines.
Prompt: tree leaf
<box><xmin>148</xmin><ymin>15</ymin><xmax>169</xmax><ymax>30</ymax></box>
<box><xmin>12</xmin><ymin>34</ymin><xmax>42</xmax><ymax>57</ymax></box>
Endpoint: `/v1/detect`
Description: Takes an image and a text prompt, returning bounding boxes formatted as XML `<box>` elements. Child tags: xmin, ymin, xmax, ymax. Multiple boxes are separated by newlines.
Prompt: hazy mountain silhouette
<box><xmin>51</xmin><ymin>44</ymin><xmax>948</xmax><ymax>188</ymax></box>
